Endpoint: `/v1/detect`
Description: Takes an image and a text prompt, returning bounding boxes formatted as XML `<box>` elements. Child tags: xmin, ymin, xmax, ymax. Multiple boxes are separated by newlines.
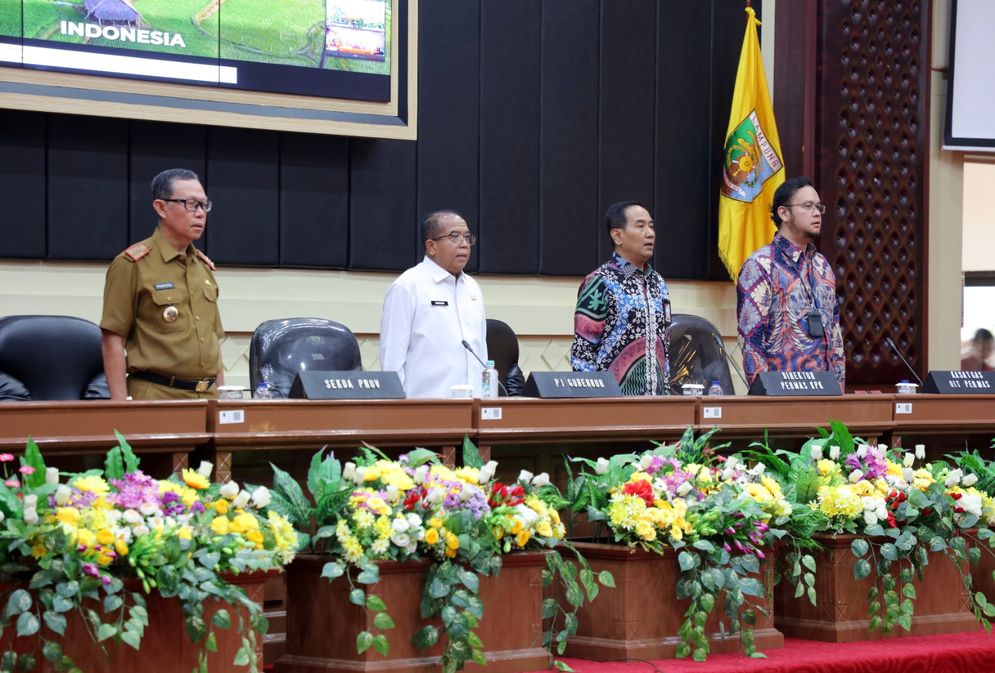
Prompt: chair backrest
<box><xmin>666</xmin><ymin>313</ymin><xmax>736</xmax><ymax>395</ymax></box>
<box><xmin>485</xmin><ymin>319</ymin><xmax>520</xmax><ymax>394</ymax></box>
<box><xmin>249</xmin><ymin>318</ymin><xmax>362</xmax><ymax>398</ymax></box>
<box><xmin>0</xmin><ymin>315</ymin><xmax>109</xmax><ymax>401</ymax></box>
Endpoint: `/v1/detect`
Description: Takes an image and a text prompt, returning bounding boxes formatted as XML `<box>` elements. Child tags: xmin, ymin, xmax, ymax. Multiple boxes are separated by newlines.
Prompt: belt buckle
<box><xmin>195</xmin><ymin>380</ymin><xmax>211</xmax><ymax>393</ymax></box>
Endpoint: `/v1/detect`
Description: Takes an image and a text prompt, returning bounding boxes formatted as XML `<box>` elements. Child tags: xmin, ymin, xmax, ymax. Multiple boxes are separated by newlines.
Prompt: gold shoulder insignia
<box><xmin>123</xmin><ymin>243</ymin><xmax>150</xmax><ymax>262</ymax></box>
<box><xmin>195</xmin><ymin>248</ymin><xmax>216</xmax><ymax>271</ymax></box>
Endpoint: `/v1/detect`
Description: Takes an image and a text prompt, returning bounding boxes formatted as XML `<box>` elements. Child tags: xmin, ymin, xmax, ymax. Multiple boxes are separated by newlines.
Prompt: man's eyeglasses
<box><xmin>431</xmin><ymin>232</ymin><xmax>477</xmax><ymax>246</ymax></box>
<box><xmin>784</xmin><ymin>202</ymin><xmax>826</xmax><ymax>214</ymax></box>
<box><xmin>160</xmin><ymin>198</ymin><xmax>213</xmax><ymax>213</ymax></box>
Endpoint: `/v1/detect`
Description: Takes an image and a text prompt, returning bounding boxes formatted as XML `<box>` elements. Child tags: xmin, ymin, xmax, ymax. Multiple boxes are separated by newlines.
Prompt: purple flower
<box><xmin>190</xmin><ymin>501</ymin><xmax>206</xmax><ymax>514</ymax></box>
<box><xmin>82</xmin><ymin>563</ymin><xmax>100</xmax><ymax>578</ymax></box>
<box><xmin>109</xmin><ymin>471</ymin><xmax>160</xmax><ymax>510</ymax></box>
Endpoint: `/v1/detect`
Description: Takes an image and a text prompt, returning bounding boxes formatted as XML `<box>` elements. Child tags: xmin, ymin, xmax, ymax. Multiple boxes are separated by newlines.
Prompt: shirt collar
<box><xmin>422</xmin><ymin>255</ymin><xmax>461</xmax><ymax>283</ymax></box>
<box><xmin>152</xmin><ymin>226</ymin><xmax>195</xmax><ymax>263</ymax></box>
<box><xmin>612</xmin><ymin>251</ymin><xmax>650</xmax><ymax>279</ymax></box>
<box><xmin>772</xmin><ymin>231</ymin><xmax>815</xmax><ymax>264</ymax></box>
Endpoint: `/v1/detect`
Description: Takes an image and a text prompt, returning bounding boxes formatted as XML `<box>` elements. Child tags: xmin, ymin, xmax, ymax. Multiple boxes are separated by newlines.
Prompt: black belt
<box><xmin>130</xmin><ymin>371</ymin><xmax>216</xmax><ymax>392</ymax></box>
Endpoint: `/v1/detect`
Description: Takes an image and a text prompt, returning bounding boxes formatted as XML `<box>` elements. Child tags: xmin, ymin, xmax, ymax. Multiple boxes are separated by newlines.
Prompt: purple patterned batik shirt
<box><xmin>736</xmin><ymin>232</ymin><xmax>845</xmax><ymax>389</ymax></box>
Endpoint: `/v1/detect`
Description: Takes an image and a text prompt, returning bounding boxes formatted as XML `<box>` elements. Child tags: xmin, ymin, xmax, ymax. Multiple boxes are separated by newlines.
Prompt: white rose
<box><xmin>856</xmin><ymin>445</ymin><xmax>868</xmax><ymax>459</ymax></box>
<box><xmin>518</xmin><ymin>470</ymin><xmax>534</xmax><ymax>484</ymax></box>
<box><xmin>0</xmin><ymin>511</ymin><xmax>6</xmax><ymax>523</ymax></box>
<box><xmin>390</xmin><ymin>532</ymin><xmax>411</xmax><ymax>549</ymax></box>
<box><xmin>149</xmin><ymin>516</ymin><xmax>165</xmax><ymax>530</ymax></box>
<box><xmin>426</xmin><ymin>488</ymin><xmax>444</xmax><ymax>505</ymax></box>
<box><xmin>133</xmin><ymin>525</ymin><xmax>150</xmax><ymax>537</ymax></box>
<box><xmin>595</xmin><ymin>458</ymin><xmax>609</xmax><ymax>475</ymax></box>
<box><xmin>638</xmin><ymin>455</ymin><xmax>654</xmax><ymax>471</ymax></box>
<box><xmin>848</xmin><ymin>469</ymin><xmax>864</xmax><ymax>484</ymax></box>
<box><xmin>391</xmin><ymin>517</ymin><xmax>409</xmax><ymax>533</ymax></box>
<box><xmin>197</xmin><ymin>461</ymin><xmax>213</xmax><ymax>478</ymax></box>
<box><xmin>354</xmin><ymin>467</ymin><xmax>367</xmax><ymax>483</ymax></box>
<box><xmin>903</xmin><ymin>453</ymin><xmax>915</xmax><ymax>468</ymax></box>
<box><xmin>963</xmin><ymin>473</ymin><xmax>979</xmax><ymax>487</ymax></box>
<box><xmin>45</xmin><ymin>467</ymin><xmax>60</xmax><ymax>485</ymax></box>
<box><xmin>251</xmin><ymin>486</ymin><xmax>272</xmax><ymax>508</ymax></box>
<box><xmin>676</xmin><ymin>481</ymin><xmax>693</xmax><ymax>497</ymax></box>
<box><xmin>139</xmin><ymin>502</ymin><xmax>160</xmax><ymax>517</ymax></box>
<box><xmin>532</xmin><ymin>473</ymin><xmax>550</xmax><ymax>488</ymax></box>
<box><xmin>750</xmin><ymin>463</ymin><xmax>766</xmax><ymax>476</ymax></box>
<box><xmin>23</xmin><ymin>508</ymin><xmax>38</xmax><ymax>525</ymax></box>
<box><xmin>406</xmin><ymin>513</ymin><xmax>422</xmax><ymax>529</ymax></box>
<box><xmin>104</xmin><ymin>510</ymin><xmax>122</xmax><ymax>524</ymax></box>
<box><xmin>877</xmin><ymin>443</ymin><xmax>889</xmax><ymax>453</ymax></box>
<box><xmin>342</xmin><ymin>462</ymin><xmax>357</xmax><ymax>482</ymax></box>
<box><xmin>414</xmin><ymin>465</ymin><xmax>429</xmax><ymax>485</ymax></box>
<box><xmin>232</xmin><ymin>491</ymin><xmax>251</xmax><ymax>509</ymax></box>
<box><xmin>876</xmin><ymin>506</ymin><xmax>888</xmax><ymax>520</ymax></box>
<box><xmin>23</xmin><ymin>494</ymin><xmax>38</xmax><ymax>508</ymax></box>
<box><xmin>863</xmin><ymin>510</ymin><xmax>878</xmax><ymax>526</ymax></box>
<box><xmin>915</xmin><ymin>444</ymin><xmax>926</xmax><ymax>460</ymax></box>
<box><xmin>810</xmin><ymin>445</ymin><xmax>823</xmax><ymax>461</ymax></box>
<box><xmin>386</xmin><ymin>484</ymin><xmax>399</xmax><ymax>502</ymax></box>
<box><xmin>725</xmin><ymin>456</ymin><xmax>739</xmax><ymax>470</ymax></box>
<box><xmin>123</xmin><ymin>509</ymin><xmax>143</xmax><ymax>525</ymax></box>
<box><xmin>902</xmin><ymin>467</ymin><xmax>915</xmax><ymax>483</ymax></box>
<box><xmin>946</xmin><ymin>469</ymin><xmax>963</xmax><ymax>488</ymax></box>
<box><xmin>220</xmin><ymin>481</ymin><xmax>240</xmax><ymax>500</ymax></box>
<box><xmin>829</xmin><ymin>445</ymin><xmax>841</xmax><ymax>461</ymax></box>
<box><xmin>54</xmin><ymin>484</ymin><xmax>72</xmax><ymax>506</ymax></box>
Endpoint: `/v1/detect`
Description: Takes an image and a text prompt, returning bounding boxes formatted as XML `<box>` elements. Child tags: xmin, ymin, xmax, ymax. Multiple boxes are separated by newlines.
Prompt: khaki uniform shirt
<box><xmin>100</xmin><ymin>227</ymin><xmax>223</xmax><ymax>382</ymax></box>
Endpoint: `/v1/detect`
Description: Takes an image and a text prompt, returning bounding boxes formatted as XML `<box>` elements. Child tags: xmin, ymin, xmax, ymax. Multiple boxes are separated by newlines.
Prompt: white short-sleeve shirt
<box><xmin>379</xmin><ymin>257</ymin><xmax>488</xmax><ymax>398</ymax></box>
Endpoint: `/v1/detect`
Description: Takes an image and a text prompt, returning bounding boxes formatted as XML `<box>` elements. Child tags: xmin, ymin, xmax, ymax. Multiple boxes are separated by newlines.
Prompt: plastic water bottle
<box><xmin>707</xmin><ymin>380</ymin><xmax>724</xmax><ymax>396</ymax></box>
<box><xmin>482</xmin><ymin>360</ymin><xmax>499</xmax><ymax>398</ymax></box>
<box><xmin>254</xmin><ymin>380</ymin><xmax>273</xmax><ymax>400</ymax></box>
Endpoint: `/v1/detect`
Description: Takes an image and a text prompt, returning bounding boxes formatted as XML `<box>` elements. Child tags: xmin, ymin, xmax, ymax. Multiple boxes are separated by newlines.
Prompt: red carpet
<box><xmin>526</xmin><ymin>631</ymin><xmax>995</xmax><ymax>673</ymax></box>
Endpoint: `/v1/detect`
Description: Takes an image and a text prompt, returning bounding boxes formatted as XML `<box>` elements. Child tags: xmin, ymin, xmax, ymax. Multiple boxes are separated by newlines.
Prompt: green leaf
<box><xmin>42</xmin><ymin>610</ymin><xmax>67</xmax><ymax>636</ymax></box>
<box><xmin>373</xmin><ymin>612</ymin><xmax>395</xmax><ymax>630</ymax></box>
<box><xmin>5</xmin><ymin>589</ymin><xmax>32</xmax><ymax>618</ymax></box>
<box><xmin>903</xmin><ymin>584</ymin><xmax>917</xmax><ymax>600</ymax></box>
<box><xmin>21</xmin><ymin>437</ymin><xmax>48</xmax><ymax>488</ymax></box>
<box><xmin>853</xmin><ymin>559</ymin><xmax>872</xmax><ymax>580</ymax></box>
<box><xmin>41</xmin><ymin>641</ymin><xmax>62</xmax><ymax>663</ymax></box>
<box><xmin>366</xmin><ymin>595</ymin><xmax>388</xmax><ymax>612</ymax></box>
<box><xmin>372</xmin><ymin>634</ymin><xmax>389</xmax><ymax>656</ymax></box>
<box><xmin>970</xmin><ymin>547</ymin><xmax>982</xmax><ymax>565</ymax></box>
<box><xmin>678</xmin><ymin>551</ymin><xmax>696</xmax><ymax>572</ymax></box>
<box><xmin>349</xmin><ymin>589</ymin><xmax>366</xmax><ymax>606</ymax></box>
<box><xmin>898</xmin><ymin>614</ymin><xmax>913</xmax><ymax>630</ymax></box>
<box><xmin>16</xmin><ymin>612</ymin><xmax>39</xmax><ymax>637</ymax></box>
<box><xmin>542</xmin><ymin>598</ymin><xmax>557</xmax><ymax>619</ymax></box>
<box><xmin>851</xmin><ymin>539</ymin><xmax>870</xmax><ymax>558</ymax></box>
<box><xmin>118</xmin><ymin>628</ymin><xmax>141</xmax><ymax>650</ymax></box>
<box><xmin>553</xmin><ymin>660</ymin><xmax>575</xmax><ymax>672</ymax></box>
<box><xmin>598</xmin><ymin>571</ymin><xmax>615</xmax><ymax>588</ymax></box>
<box><xmin>356</xmin><ymin>630</ymin><xmax>374</xmax><ymax>654</ymax></box>
<box><xmin>103</xmin><ymin>594</ymin><xmax>123</xmax><ymax>613</ymax></box>
<box><xmin>880</xmin><ymin>543</ymin><xmax>898</xmax><ymax>561</ymax></box>
<box><xmin>97</xmin><ymin>623</ymin><xmax>117</xmax><ymax>642</ymax></box>
<box><xmin>930</xmin><ymin>536</ymin><xmax>948</xmax><ymax>552</ymax></box>
<box><xmin>213</xmin><ymin>609</ymin><xmax>232</xmax><ymax>629</ymax></box>
<box><xmin>462</xmin><ymin>436</ymin><xmax>484</xmax><ymax>469</ymax></box>
<box><xmin>740</xmin><ymin>554</ymin><xmax>760</xmax><ymax>575</ymax></box>
<box><xmin>357</xmin><ymin>568</ymin><xmax>380</xmax><ymax>585</ymax></box>
<box><xmin>412</xmin><ymin>625</ymin><xmax>439</xmax><ymax>649</ymax></box>
<box><xmin>269</xmin><ymin>462</ymin><xmax>313</xmax><ymax>524</ymax></box>
<box><xmin>692</xmin><ymin>540</ymin><xmax>715</xmax><ymax>553</ymax></box>
<box><xmin>459</xmin><ymin>569</ymin><xmax>480</xmax><ymax>594</ymax></box>
<box><xmin>233</xmin><ymin>644</ymin><xmax>252</xmax><ymax>666</ymax></box>
<box><xmin>52</xmin><ymin>595</ymin><xmax>73</xmax><ymax>613</ymax></box>
<box><xmin>321</xmin><ymin>562</ymin><xmax>345</xmax><ymax>580</ymax></box>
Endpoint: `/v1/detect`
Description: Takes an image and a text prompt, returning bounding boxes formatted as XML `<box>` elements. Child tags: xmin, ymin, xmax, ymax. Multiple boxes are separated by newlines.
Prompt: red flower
<box><xmin>403</xmin><ymin>489</ymin><xmax>423</xmax><ymax>511</ymax></box>
<box><xmin>886</xmin><ymin>512</ymin><xmax>897</xmax><ymax>529</ymax></box>
<box><xmin>622</xmin><ymin>479</ymin><xmax>655</xmax><ymax>507</ymax></box>
<box><xmin>488</xmin><ymin>482</ymin><xmax>525</xmax><ymax>508</ymax></box>
<box><xmin>950</xmin><ymin>492</ymin><xmax>963</xmax><ymax>501</ymax></box>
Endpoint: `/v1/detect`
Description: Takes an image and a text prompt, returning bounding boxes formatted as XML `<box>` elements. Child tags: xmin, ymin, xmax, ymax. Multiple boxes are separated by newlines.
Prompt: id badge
<box><xmin>663</xmin><ymin>299</ymin><xmax>672</xmax><ymax>326</ymax></box>
<box><xmin>805</xmin><ymin>309</ymin><xmax>825</xmax><ymax>338</ymax></box>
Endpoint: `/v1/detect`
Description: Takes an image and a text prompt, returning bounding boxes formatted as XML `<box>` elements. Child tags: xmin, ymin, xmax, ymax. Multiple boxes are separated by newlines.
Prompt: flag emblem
<box><xmin>722</xmin><ymin>110</ymin><xmax>783</xmax><ymax>203</ymax></box>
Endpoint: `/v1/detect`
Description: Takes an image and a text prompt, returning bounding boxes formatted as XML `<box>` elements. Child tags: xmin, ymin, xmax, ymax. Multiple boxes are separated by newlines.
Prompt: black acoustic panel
<box><xmin>417</xmin><ymin>0</ymin><xmax>481</xmax><ymax>272</ymax></box>
<box><xmin>654</xmin><ymin>2</ymin><xmax>713</xmax><ymax>280</ymax></box>
<box><xmin>205</xmin><ymin>127</ymin><xmax>280</xmax><ymax>266</ymax></box>
<box><xmin>348</xmin><ymin>139</ymin><xmax>417</xmax><ymax>271</ymax></box>
<box><xmin>279</xmin><ymin>133</ymin><xmax>349</xmax><ymax>268</ymax></box>
<box><xmin>598</xmin><ymin>1</ymin><xmax>657</xmax><ymax>263</ymax></box>
<box><xmin>478</xmin><ymin>0</ymin><xmax>541</xmax><ymax>274</ymax></box>
<box><xmin>47</xmin><ymin>115</ymin><xmax>128</xmax><ymax>261</ymax></box>
<box><xmin>128</xmin><ymin>121</ymin><xmax>207</xmax><ymax>245</ymax></box>
<box><xmin>540</xmin><ymin>0</ymin><xmax>600</xmax><ymax>276</ymax></box>
<box><xmin>0</xmin><ymin>110</ymin><xmax>46</xmax><ymax>259</ymax></box>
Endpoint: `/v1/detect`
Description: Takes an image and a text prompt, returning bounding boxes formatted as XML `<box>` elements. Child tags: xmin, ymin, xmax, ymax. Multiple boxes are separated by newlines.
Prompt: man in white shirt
<box><xmin>379</xmin><ymin>211</ymin><xmax>488</xmax><ymax>397</ymax></box>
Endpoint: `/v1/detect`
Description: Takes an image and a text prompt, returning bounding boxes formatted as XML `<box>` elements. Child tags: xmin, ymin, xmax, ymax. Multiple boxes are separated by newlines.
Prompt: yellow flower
<box><xmin>454</xmin><ymin>467</ymin><xmax>480</xmax><ymax>485</ymax></box>
<box><xmin>852</xmin><ymin>480</ymin><xmax>877</xmax><ymax>497</ymax></box>
<box><xmin>745</xmin><ymin>483</ymin><xmax>773</xmax><ymax>503</ymax></box>
<box><xmin>886</xmin><ymin>461</ymin><xmax>904</xmax><ymax>477</ymax></box>
<box><xmin>515</xmin><ymin>530</ymin><xmax>531</xmax><ymax>547</ymax></box>
<box><xmin>231</xmin><ymin>512</ymin><xmax>259</xmax><ymax>534</ymax></box>
<box><xmin>761</xmin><ymin>476</ymin><xmax>784</xmax><ymax>499</ymax></box>
<box><xmin>214</xmin><ymin>499</ymin><xmax>230</xmax><ymax>515</ymax></box>
<box><xmin>56</xmin><ymin>507</ymin><xmax>80</xmax><ymax>526</ymax></box>
<box><xmin>425</xmin><ymin>528</ymin><xmax>440</xmax><ymax>545</ymax></box>
<box><xmin>115</xmin><ymin>539</ymin><xmax>130</xmax><ymax>555</ymax></box>
<box><xmin>210</xmin><ymin>516</ymin><xmax>230</xmax><ymax>535</ymax></box>
<box><xmin>634</xmin><ymin>519</ymin><xmax>656</xmax><ymax>541</ymax></box>
<box><xmin>817</xmin><ymin>485</ymin><xmax>862</xmax><ymax>518</ymax></box>
<box><xmin>181</xmin><ymin>468</ymin><xmax>210</xmax><ymax>491</ymax></box>
<box><xmin>73</xmin><ymin>475</ymin><xmax>109</xmax><ymax>495</ymax></box>
<box><xmin>446</xmin><ymin>532</ymin><xmax>460</xmax><ymax>550</ymax></box>
<box><xmin>428</xmin><ymin>517</ymin><xmax>444</xmax><ymax>529</ymax></box>
<box><xmin>76</xmin><ymin>528</ymin><xmax>96</xmax><ymax>549</ymax></box>
<box><xmin>536</xmin><ymin>520</ymin><xmax>554</xmax><ymax>538</ymax></box>
<box><xmin>816</xmin><ymin>459</ymin><xmax>840</xmax><ymax>477</ymax></box>
<box><xmin>96</xmin><ymin>552</ymin><xmax>113</xmax><ymax>566</ymax></box>
<box><xmin>96</xmin><ymin>529</ymin><xmax>115</xmax><ymax>546</ymax></box>
<box><xmin>246</xmin><ymin>530</ymin><xmax>264</xmax><ymax>548</ymax></box>
<box><xmin>445</xmin><ymin>547</ymin><xmax>457</xmax><ymax>558</ymax></box>
<box><xmin>31</xmin><ymin>541</ymin><xmax>46</xmax><ymax>558</ymax></box>
<box><xmin>177</xmin><ymin>526</ymin><xmax>192</xmax><ymax>542</ymax></box>
<box><xmin>493</xmin><ymin>526</ymin><xmax>505</xmax><ymax>539</ymax></box>
<box><xmin>267</xmin><ymin>511</ymin><xmax>299</xmax><ymax>558</ymax></box>
<box><xmin>912</xmin><ymin>469</ymin><xmax>935</xmax><ymax>491</ymax></box>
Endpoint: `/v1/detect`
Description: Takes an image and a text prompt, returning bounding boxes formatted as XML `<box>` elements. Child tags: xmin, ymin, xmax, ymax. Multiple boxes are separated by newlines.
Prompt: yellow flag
<box><xmin>718</xmin><ymin>6</ymin><xmax>784</xmax><ymax>282</ymax></box>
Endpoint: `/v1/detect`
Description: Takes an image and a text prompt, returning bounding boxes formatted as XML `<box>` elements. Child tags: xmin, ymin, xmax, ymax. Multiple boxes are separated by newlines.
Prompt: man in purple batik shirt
<box><xmin>736</xmin><ymin>177</ymin><xmax>846</xmax><ymax>390</ymax></box>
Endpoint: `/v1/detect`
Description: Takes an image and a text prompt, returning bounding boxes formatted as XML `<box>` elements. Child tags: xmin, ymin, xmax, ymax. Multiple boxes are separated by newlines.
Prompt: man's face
<box><xmin>778</xmin><ymin>185</ymin><xmax>823</xmax><ymax>242</ymax></box>
<box><xmin>611</xmin><ymin>205</ymin><xmax>655</xmax><ymax>267</ymax></box>
<box><xmin>154</xmin><ymin>179</ymin><xmax>208</xmax><ymax>246</ymax></box>
<box><xmin>977</xmin><ymin>338</ymin><xmax>993</xmax><ymax>361</ymax></box>
<box><xmin>426</xmin><ymin>214</ymin><xmax>472</xmax><ymax>276</ymax></box>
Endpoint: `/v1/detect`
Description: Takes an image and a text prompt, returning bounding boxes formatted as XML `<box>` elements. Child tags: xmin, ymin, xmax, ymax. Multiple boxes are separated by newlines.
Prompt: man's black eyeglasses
<box><xmin>431</xmin><ymin>232</ymin><xmax>477</xmax><ymax>246</ymax></box>
<box><xmin>160</xmin><ymin>198</ymin><xmax>213</xmax><ymax>213</ymax></box>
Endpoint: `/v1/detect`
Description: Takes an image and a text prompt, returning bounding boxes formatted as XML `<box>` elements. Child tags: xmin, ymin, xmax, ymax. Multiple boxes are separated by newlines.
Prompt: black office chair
<box><xmin>249</xmin><ymin>318</ymin><xmax>362</xmax><ymax>398</ymax></box>
<box><xmin>485</xmin><ymin>318</ymin><xmax>525</xmax><ymax>397</ymax></box>
<box><xmin>0</xmin><ymin>315</ymin><xmax>109</xmax><ymax>401</ymax></box>
<box><xmin>666</xmin><ymin>313</ymin><xmax>736</xmax><ymax>395</ymax></box>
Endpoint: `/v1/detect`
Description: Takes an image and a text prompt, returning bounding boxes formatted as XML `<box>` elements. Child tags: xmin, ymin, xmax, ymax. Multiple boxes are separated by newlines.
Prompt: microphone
<box><xmin>712</xmin><ymin>333</ymin><xmax>749</xmax><ymax>392</ymax></box>
<box><xmin>883</xmin><ymin>336</ymin><xmax>923</xmax><ymax>386</ymax></box>
<box><xmin>461</xmin><ymin>339</ymin><xmax>508</xmax><ymax>396</ymax></box>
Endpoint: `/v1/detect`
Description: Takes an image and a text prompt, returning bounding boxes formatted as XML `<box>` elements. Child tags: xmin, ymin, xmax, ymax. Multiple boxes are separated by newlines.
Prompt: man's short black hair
<box><xmin>974</xmin><ymin>328</ymin><xmax>994</xmax><ymax>343</ymax></box>
<box><xmin>151</xmin><ymin>168</ymin><xmax>200</xmax><ymax>201</ymax></box>
<box><xmin>770</xmin><ymin>176</ymin><xmax>815</xmax><ymax>226</ymax></box>
<box><xmin>605</xmin><ymin>201</ymin><xmax>647</xmax><ymax>236</ymax></box>
<box><xmin>421</xmin><ymin>210</ymin><xmax>462</xmax><ymax>243</ymax></box>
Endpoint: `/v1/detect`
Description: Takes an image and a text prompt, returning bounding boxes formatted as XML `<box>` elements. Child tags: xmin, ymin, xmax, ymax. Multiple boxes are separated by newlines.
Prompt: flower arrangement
<box><xmin>0</xmin><ymin>433</ymin><xmax>297</xmax><ymax>672</ymax></box>
<box><xmin>745</xmin><ymin>420</ymin><xmax>995</xmax><ymax>633</ymax></box>
<box><xmin>267</xmin><ymin>440</ymin><xmax>610</xmax><ymax>673</ymax></box>
<box><xmin>565</xmin><ymin>428</ymin><xmax>800</xmax><ymax>661</ymax></box>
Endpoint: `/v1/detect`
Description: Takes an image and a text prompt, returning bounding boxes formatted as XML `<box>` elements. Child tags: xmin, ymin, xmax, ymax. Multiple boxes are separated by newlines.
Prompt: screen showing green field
<box><xmin>0</xmin><ymin>0</ymin><xmax>392</xmax><ymax>100</ymax></box>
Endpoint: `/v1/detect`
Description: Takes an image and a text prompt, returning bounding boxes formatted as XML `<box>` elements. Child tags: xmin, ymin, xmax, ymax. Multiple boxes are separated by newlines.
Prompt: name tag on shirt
<box><xmin>154</xmin><ymin>282</ymin><xmax>175</xmax><ymax>290</ymax></box>
<box><xmin>431</xmin><ymin>300</ymin><xmax>449</xmax><ymax>306</ymax></box>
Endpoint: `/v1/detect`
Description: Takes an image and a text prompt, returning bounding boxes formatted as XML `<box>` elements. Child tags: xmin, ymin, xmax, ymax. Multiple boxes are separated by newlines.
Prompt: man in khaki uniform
<box><xmin>100</xmin><ymin>168</ymin><xmax>225</xmax><ymax>400</ymax></box>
